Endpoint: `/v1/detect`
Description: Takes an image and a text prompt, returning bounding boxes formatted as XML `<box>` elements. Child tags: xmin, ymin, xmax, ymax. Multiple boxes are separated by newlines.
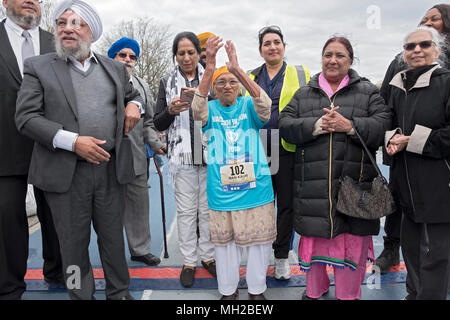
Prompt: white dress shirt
<box><xmin>4</xmin><ymin>18</ymin><xmax>40</xmax><ymax>76</ymax></box>
<box><xmin>52</xmin><ymin>52</ymin><xmax>144</xmax><ymax>151</ymax></box>
<box><xmin>67</xmin><ymin>51</ymin><xmax>98</xmax><ymax>73</ymax></box>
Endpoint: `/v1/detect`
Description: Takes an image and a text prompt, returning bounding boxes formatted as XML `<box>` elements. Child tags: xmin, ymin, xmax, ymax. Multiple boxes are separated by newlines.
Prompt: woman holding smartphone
<box><xmin>154</xmin><ymin>31</ymin><xmax>216</xmax><ymax>288</ymax></box>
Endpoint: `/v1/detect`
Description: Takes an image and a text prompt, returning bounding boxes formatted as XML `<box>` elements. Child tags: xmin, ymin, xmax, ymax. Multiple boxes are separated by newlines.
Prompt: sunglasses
<box><xmin>117</xmin><ymin>52</ymin><xmax>137</xmax><ymax>61</ymax></box>
<box><xmin>403</xmin><ymin>40</ymin><xmax>435</xmax><ymax>51</ymax></box>
<box><xmin>258</xmin><ymin>25</ymin><xmax>282</xmax><ymax>37</ymax></box>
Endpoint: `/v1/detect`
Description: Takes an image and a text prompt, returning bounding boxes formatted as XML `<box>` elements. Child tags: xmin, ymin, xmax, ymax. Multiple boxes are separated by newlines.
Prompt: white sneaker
<box><xmin>274</xmin><ymin>258</ymin><xmax>291</xmax><ymax>280</ymax></box>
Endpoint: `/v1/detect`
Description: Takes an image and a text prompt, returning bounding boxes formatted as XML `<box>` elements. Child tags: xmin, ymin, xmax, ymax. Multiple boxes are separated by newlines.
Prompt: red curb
<box><xmin>25</xmin><ymin>262</ymin><xmax>406</xmax><ymax>280</ymax></box>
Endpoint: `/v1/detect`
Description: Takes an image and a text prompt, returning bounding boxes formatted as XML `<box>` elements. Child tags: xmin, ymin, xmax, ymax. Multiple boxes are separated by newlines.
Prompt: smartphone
<box><xmin>180</xmin><ymin>88</ymin><xmax>194</xmax><ymax>107</ymax></box>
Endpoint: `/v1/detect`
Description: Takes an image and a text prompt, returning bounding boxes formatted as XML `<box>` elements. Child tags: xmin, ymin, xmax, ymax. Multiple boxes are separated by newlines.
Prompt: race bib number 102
<box><xmin>220</xmin><ymin>162</ymin><xmax>256</xmax><ymax>192</ymax></box>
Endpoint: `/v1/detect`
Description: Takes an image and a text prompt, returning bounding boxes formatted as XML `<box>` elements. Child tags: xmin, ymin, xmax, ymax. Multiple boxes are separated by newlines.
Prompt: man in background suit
<box><xmin>15</xmin><ymin>0</ymin><xmax>143</xmax><ymax>300</ymax></box>
<box><xmin>0</xmin><ymin>0</ymin><xmax>62</xmax><ymax>300</ymax></box>
<box><xmin>108</xmin><ymin>37</ymin><xmax>166</xmax><ymax>266</ymax></box>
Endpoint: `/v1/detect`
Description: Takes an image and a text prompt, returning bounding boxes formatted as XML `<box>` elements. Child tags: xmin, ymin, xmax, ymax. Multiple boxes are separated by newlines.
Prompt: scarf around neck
<box><xmin>165</xmin><ymin>63</ymin><xmax>205</xmax><ymax>183</ymax></box>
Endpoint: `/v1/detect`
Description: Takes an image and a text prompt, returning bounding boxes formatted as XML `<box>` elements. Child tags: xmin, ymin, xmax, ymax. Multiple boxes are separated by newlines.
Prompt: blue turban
<box><xmin>107</xmin><ymin>37</ymin><xmax>141</xmax><ymax>59</ymax></box>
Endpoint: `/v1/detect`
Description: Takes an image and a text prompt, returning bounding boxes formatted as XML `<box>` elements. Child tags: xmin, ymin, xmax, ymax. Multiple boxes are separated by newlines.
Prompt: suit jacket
<box><xmin>129</xmin><ymin>75</ymin><xmax>164</xmax><ymax>176</ymax></box>
<box><xmin>0</xmin><ymin>21</ymin><xmax>54</xmax><ymax>176</ymax></box>
<box><xmin>15</xmin><ymin>52</ymin><xmax>144</xmax><ymax>193</ymax></box>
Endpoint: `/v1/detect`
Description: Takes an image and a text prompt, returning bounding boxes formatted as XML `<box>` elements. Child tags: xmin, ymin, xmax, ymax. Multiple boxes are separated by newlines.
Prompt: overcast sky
<box><xmin>90</xmin><ymin>0</ymin><xmax>439</xmax><ymax>84</ymax></box>
<box><xmin>2</xmin><ymin>0</ymin><xmax>440</xmax><ymax>83</ymax></box>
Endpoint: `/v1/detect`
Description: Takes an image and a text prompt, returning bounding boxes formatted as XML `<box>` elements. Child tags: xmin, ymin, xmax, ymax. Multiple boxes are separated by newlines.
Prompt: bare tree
<box><xmin>39</xmin><ymin>0</ymin><xmax>57</xmax><ymax>33</ymax></box>
<box><xmin>98</xmin><ymin>16</ymin><xmax>173</xmax><ymax>99</ymax></box>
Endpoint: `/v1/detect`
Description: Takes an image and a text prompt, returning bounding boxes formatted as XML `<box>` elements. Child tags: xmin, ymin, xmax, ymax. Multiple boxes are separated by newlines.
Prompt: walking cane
<box><xmin>153</xmin><ymin>156</ymin><xmax>169</xmax><ymax>258</ymax></box>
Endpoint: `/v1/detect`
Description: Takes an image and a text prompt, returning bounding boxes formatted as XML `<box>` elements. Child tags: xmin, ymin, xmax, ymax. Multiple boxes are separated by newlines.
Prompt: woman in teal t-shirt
<box><xmin>192</xmin><ymin>36</ymin><xmax>275</xmax><ymax>300</ymax></box>
<box><xmin>202</xmin><ymin>84</ymin><xmax>273</xmax><ymax>211</ymax></box>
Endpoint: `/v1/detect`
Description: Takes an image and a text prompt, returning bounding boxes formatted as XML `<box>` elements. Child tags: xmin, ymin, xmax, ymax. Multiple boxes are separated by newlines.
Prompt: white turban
<box><xmin>53</xmin><ymin>0</ymin><xmax>103</xmax><ymax>42</ymax></box>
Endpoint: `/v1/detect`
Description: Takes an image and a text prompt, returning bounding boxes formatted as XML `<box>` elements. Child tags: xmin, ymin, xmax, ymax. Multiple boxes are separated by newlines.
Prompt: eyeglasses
<box><xmin>56</xmin><ymin>19</ymin><xmax>88</xmax><ymax>30</ymax></box>
<box><xmin>215</xmin><ymin>79</ymin><xmax>240</xmax><ymax>87</ymax></box>
<box><xmin>117</xmin><ymin>52</ymin><xmax>137</xmax><ymax>61</ymax></box>
<box><xmin>403</xmin><ymin>40</ymin><xmax>435</xmax><ymax>51</ymax></box>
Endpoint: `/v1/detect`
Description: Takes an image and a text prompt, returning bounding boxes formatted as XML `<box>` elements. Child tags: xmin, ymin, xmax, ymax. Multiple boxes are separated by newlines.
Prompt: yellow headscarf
<box><xmin>212</xmin><ymin>66</ymin><xmax>231</xmax><ymax>88</ymax></box>
<box><xmin>197</xmin><ymin>32</ymin><xmax>217</xmax><ymax>49</ymax></box>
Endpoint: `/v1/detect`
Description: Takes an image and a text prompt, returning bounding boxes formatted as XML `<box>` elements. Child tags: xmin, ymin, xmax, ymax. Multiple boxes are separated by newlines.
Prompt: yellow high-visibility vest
<box><xmin>245</xmin><ymin>65</ymin><xmax>310</xmax><ymax>152</ymax></box>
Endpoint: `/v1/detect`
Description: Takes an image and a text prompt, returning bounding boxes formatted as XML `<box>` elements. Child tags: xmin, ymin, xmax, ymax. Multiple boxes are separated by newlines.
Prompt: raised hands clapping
<box><xmin>224</xmin><ymin>40</ymin><xmax>240</xmax><ymax>75</ymax></box>
<box><xmin>204</xmin><ymin>36</ymin><xmax>224</xmax><ymax>68</ymax></box>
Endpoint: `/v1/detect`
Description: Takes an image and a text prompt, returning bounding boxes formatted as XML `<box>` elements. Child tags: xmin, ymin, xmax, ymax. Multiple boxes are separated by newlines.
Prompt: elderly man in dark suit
<box><xmin>15</xmin><ymin>0</ymin><xmax>143</xmax><ymax>300</ymax></box>
<box><xmin>0</xmin><ymin>0</ymin><xmax>62</xmax><ymax>300</ymax></box>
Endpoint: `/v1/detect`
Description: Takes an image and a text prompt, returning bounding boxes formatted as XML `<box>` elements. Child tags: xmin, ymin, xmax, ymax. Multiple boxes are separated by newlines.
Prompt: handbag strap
<box><xmin>341</xmin><ymin>125</ymin><xmax>386</xmax><ymax>181</ymax></box>
<box><xmin>353</xmin><ymin>127</ymin><xmax>385</xmax><ymax>179</ymax></box>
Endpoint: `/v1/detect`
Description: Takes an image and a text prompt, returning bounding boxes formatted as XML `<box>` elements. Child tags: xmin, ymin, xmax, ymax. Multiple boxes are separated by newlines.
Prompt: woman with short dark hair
<box><xmin>420</xmin><ymin>4</ymin><xmax>450</xmax><ymax>61</ymax></box>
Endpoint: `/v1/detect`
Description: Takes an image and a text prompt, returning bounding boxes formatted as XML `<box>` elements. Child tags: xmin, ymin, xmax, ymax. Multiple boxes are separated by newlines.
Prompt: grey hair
<box><xmin>401</xmin><ymin>26</ymin><xmax>448</xmax><ymax>66</ymax></box>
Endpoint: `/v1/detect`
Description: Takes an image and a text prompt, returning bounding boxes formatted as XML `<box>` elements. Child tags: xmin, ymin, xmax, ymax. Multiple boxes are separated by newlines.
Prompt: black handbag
<box><xmin>336</xmin><ymin>128</ymin><xmax>396</xmax><ymax>220</ymax></box>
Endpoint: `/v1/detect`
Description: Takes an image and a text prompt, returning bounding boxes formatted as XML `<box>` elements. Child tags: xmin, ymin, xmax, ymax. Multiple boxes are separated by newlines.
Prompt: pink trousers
<box><xmin>303</xmin><ymin>235</ymin><xmax>372</xmax><ymax>300</ymax></box>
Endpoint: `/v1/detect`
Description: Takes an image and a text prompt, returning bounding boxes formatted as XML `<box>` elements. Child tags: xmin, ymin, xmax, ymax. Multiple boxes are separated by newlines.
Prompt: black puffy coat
<box><xmin>279</xmin><ymin>69</ymin><xmax>392</xmax><ymax>239</ymax></box>
<box><xmin>388</xmin><ymin>66</ymin><xmax>450</xmax><ymax>224</ymax></box>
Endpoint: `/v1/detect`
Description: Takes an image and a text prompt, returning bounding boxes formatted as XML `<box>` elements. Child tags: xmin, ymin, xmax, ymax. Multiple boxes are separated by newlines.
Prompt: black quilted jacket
<box><xmin>279</xmin><ymin>69</ymin><xmax>392</xmax><ymax>239</ymax></box>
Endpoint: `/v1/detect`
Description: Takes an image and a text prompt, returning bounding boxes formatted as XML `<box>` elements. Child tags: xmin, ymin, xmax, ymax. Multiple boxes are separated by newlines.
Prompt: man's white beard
<box><xmin>126</xmin><ymin>65</ymin><xmax>134</xmax><ymax>77</ymax></box>
<box><xmin>7</xmin><ymin>7</ymin><xmax>41</xmax><ymax>29</ymax></box>
<box><xmin>55</xmin><ymin>35</ymin><xmax>92</xmax><ymax>62</ymax></box>
<box><xmin>120</xmin><ymin>60</ymin><xmax>135</xmax><ymax>77</ymax></box>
